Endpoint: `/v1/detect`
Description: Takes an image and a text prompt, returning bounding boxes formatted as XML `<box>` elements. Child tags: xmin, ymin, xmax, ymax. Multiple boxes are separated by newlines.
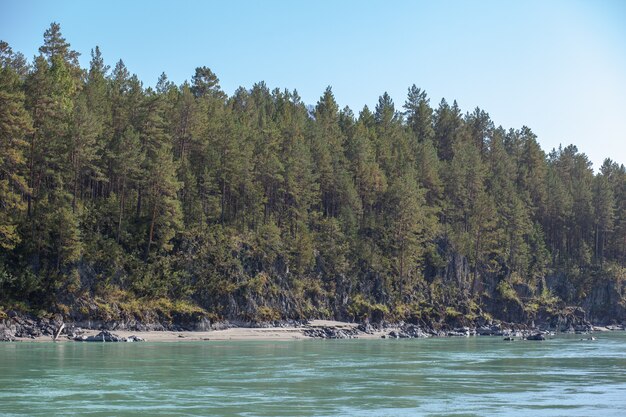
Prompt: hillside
<box><xmin>1</xmin><ymin>23</ymin><xmax>625</xmax><ymax>328</ymax></box>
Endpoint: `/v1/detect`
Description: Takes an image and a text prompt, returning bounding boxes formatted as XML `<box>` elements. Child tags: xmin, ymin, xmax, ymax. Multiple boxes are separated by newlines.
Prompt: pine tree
<box><xmin>433</xmin><ymin>99</ymin><xmax>462</xmax><ymax>162</ymax></box>
<box><xmin>403</xmin><ymin>85</ymin><xmax>434</xmax><ymax>143</ymax></box>
<box><xmin>593</xmin><ymin>159</ymin><xmax>616</xmax><ymax>266</ymax></box>
<box><xmin>384</xmin><ymin>172</ymin><xmax>432</xmax><ymax>299</ymax></box>
<box><xmin>0</xmin><ymin>41</ymin><xmax>32</xmax><ymax>249</ymax></box>
<box><xmin>138</xmin><ymin>92</ymin><xmax>182</xmax><ymax>260</ymax></box>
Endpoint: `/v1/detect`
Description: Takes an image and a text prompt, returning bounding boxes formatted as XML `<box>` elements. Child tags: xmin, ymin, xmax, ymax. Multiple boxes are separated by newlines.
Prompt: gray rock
<box><xmin>449</xmin><ymin>327</ymin><xmax>472</xmax><ymax>337</ymax></box>
<box><xmin>0</xmin><ymin>329</ymin><xmax>16</xmax><ymax>342</ymax></box>
<box><xmin>75</xmin><ymin>331</ymin><xmax>145</xmax><ymax>342</ymax></box>
<box><xmin>193</xmin><ymin>318</ymin><xmax>212</xmax><ymax>331</ymax></box>
<box><xmin>357</xmin><ymin>323</ymin><xmax>375</xmax><ymax>334</ymax></box>
<box><xmin>80</xmin><ymin>330</ymin><xmax>124</xmax><ymax>342</ymax></box>
<box><xmin>304</xmin><ymin>326</ymin><xmax>360</xmax><ymax>339</ymax></box>
<box><xmin>399</xmin><ymin>324</ymin><xmax>429</xmax><ymax>338</ymax></box>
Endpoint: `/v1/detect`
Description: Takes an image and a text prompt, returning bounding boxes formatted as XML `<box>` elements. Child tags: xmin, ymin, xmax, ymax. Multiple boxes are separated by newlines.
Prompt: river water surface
<box><xmin>1</xmin><ymin>332</ymin><xmax>625</xmax><ymax>416</ymax></box>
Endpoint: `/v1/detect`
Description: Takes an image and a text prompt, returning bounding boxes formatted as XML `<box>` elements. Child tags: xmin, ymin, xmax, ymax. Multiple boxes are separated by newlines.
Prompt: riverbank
<box><xmin>3</xmin><ymin>315</ymin><xmax>624</xmax><ymax>343</ymax></box>
<box><xmin>10</xmin><ymin>320</ymin><xmax>376</xmax><ymax>342</ymax></box>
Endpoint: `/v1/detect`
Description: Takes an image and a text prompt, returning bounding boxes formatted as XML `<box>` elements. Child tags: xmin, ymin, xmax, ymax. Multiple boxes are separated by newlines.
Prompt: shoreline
<box><xmin>12</xmin><ymin>320</ymin><xmax>384</xmax><ymax>342</ymax></box>
<box><xmin>6</xmin><ymin>319</ymin><xmax>624</xmax><ymax>343</ymax></box>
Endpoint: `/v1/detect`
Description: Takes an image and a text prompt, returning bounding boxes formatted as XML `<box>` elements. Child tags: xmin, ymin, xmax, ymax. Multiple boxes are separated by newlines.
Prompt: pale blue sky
<box><xmin>1</xmin><ymin>0</ymin><xmax>625</xmax><ymax>168</ymax></box>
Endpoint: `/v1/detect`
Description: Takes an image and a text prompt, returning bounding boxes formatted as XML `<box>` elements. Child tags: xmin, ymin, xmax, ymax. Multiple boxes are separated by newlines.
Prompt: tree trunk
<box><xmin>117</xmin><ymin>179</ymin><xmax>125</xmax><ymax>244</ymax></box>
<box><xmin>136</xmin><ymin>189</ymin><xmax>142</xmax><ymax>218</ymax></box>
<box><xmin>145</xmin><ymin>201</ymin><xmax>157</xmax><ymax>262</ymax></box>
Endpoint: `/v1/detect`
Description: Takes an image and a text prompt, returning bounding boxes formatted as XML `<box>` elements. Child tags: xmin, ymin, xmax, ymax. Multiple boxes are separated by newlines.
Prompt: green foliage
<box><xmin>256</xmin><ymin>306</ymin><xmax>281</xmax><ymax>322</ymax></box>
<box><xmin>445</xmin><ymin>306</ymin><xmax>462</xmax><ymax>319</ymax></box>
<box><xmin>347</xmin><ymin>294</ymin><xmax>389</xmax><ymax>322</ymax></box>
<box><xmin>496</xmin><ymin>280</ymin><xmax>519</xmax><ymax>302</ymax></box>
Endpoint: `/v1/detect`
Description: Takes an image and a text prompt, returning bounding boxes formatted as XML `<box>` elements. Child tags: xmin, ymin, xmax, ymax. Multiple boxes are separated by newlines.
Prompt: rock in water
<box><xmin>78</xmin><ymin>330</ymin><xmax>133</xmax><ymax>342</ymax></box>
<box><xmin>526</xmin><ymin>333</ymin><xmax>546</xmax><ymax>341</ymax></box>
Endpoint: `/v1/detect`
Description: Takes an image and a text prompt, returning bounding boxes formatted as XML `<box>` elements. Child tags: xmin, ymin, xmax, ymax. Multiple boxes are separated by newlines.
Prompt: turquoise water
<box><xmin>1</xmin><ymin>333</ymin><xmax>625</xmax><ymax>416</ymax></box>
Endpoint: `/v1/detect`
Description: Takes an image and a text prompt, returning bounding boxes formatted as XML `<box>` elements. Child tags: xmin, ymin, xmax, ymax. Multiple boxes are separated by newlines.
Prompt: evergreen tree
<box><xmin>433</xmin><ymin>99</ymin><xmax>462</xmax><ymax>161</ymax></box>
<box><xmin>0</xmin><ymin>42</ymin><xmax>32</xmax><ymax>250</ymax></box>
<box><xmin>404</xmin><ymin>85</ymin><xmax>434</xmax><ymax>144</ymax></box>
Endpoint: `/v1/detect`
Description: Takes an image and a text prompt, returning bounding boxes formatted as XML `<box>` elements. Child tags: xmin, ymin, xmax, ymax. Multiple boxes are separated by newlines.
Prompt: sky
<box><xmin>1</xmin><ymin>0</ymin><xmax>625</xmax><ymax>169</ymax></box>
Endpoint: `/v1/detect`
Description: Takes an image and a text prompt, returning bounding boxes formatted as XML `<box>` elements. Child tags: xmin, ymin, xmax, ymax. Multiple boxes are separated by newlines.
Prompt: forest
<box><xmin>1</xmin><ymin>23</ymin><xmax>625</xmax><ymax>326</ymax></box>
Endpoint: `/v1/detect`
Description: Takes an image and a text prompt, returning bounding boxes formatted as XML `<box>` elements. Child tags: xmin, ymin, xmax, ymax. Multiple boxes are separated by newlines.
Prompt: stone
<box><xmin>80</xmin><ymin>330</ymin><xmax>125</xmax><ymax>342</ymax></box>
<box><xmin>0</xmin><ymin>330</ymin><xmax>16</xmax><ymax>342</ymax></box>
<box><xmin>357</xmin><ymin>323</ymin><xmax>375</xmax><ymax>334</ymax></box>
<box><xmin>526</xmin><ymin>333</ymin><xmax>545</xmax><ymax>341</ymax></box>
<box><xmin>387</xmin><ymin>330</ymin><xmax>400</xmax><ymax>339</ymax></box>
<box><xmin>303</xmin><ymin>325</ymin><xmax>359</xmax><ymax>339</ymax></box>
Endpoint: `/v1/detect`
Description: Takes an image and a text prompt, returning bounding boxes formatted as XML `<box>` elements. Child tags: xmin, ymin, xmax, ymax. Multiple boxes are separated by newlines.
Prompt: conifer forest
<box><xmin>1</xmin><ymin>24</ymin><xmax>625</xmax><ymax>325</ymax></box>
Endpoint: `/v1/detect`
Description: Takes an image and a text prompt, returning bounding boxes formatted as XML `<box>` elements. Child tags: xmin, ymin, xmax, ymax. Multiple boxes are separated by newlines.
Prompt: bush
<box><xmin>256</xmin><ymin>306</ymin><xmax>281</xmax><ymax>322</ymax></box>
<box><xmin>497</xmin><ymin>280</ymin><xmax>519</xmax><ymax>302</ymax></box>
<box><xmin>347</xmin><ymin>294</ymin><xmax>389</xmax><ymax>322</ymax></box>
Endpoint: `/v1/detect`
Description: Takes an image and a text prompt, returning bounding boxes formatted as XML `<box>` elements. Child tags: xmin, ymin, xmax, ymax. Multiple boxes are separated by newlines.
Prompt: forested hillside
<box><xmin>1</xmin><ymin>24</ymin><xmax>625</xmax><ymax>325</ymax></box>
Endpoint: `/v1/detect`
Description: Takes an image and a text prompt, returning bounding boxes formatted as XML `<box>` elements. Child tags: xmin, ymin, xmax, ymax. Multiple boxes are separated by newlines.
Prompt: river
<box><xmin>1</xmin><ymin>332</ymin><xmax>625</xmax><ymax>416</ymax></box>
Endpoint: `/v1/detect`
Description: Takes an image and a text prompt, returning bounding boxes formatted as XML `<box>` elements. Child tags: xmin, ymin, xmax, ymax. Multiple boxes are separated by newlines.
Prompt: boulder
<box><xmin>76</xmin><ymin>330</ymin><xmax>143</xmax><ymax>342</ymax></box>
<box><xmin>357</xmin><ymin>323</ymin><xmax>375</xmax><ymax>334</ymax></box>
<box><xmin>303</xmin><ymin>326</ymin><xmax>360</xmax><ymax>339</ymax></box>
<box><xmin>0</xmin><ymin>329</ymin><xmax>16</xmax><ymax>342</ymax></box>
<box><xmin>400</xmin><ymin>324</ymin><xmax>429</xmax><ymax>338</ymax></box>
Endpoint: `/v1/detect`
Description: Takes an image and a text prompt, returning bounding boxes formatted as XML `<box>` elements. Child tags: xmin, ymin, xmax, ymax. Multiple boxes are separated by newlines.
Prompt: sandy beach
<box><xmin>16</xmin><ymin>320</ymin><xmax>385</xmax><ymax>342</ymax></box>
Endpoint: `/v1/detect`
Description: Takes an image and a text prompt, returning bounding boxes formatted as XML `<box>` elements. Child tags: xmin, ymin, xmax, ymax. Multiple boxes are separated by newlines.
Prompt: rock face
<box><xmin>4</xmin><ymin>312</ymin><xmax>58</xmax><ymax>338</ymax></box>
<box><xmin>75</xmin><ymin>330</ymin><xmax>144</xmax><ymax>342</ymax></box>
<box><xmin>582</xmin><ymin>278</ymin><xmax>626</xmax><ymax>324</ymax></box>
<box><xmin>477</xmin><ymin>325</ymin><xmax>506</xmax><ymax>336</ymax></box>
<box><xmin>535</xmin><ymin>306</ymin><xmax>593</xmax><ymax>333</ymax></box>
